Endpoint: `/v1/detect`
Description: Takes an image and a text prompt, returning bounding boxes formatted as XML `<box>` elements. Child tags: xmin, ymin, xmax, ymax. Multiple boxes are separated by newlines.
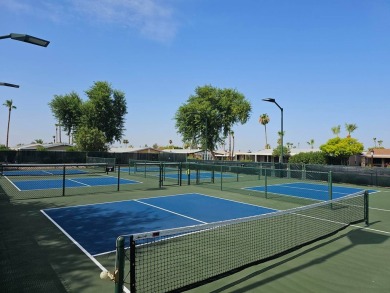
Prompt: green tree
<box><xmin>272</xmin><ymin>145</ymin><xmax>290</xmax><ymax>159</ymax></box>
<box><xmin>73</xmin><ymin>126</ymin><xmax>107</xmax><ymax>151</ymax></box>
<box><xmin>49</xmin><ymin>81</ymin><xmax>127</xmax><ymax>150</ymax></box>
<box><xmin>277</xmin><ymin>130</ymin><xmax>285</xmax><ymax>146</ymax></box>
<box><xmin>345</xmin><ymin>123</ymin><xmax>358</xmax><ymax>137</ymax></box>
<box><xmin>83</xmin><ymin>81</ymin><xmax>127</xmax><ymax>144</ymax></box>
<box><xmin>175</xmin><ymin>85</ymin><xmax>251</xmax><ymax>159</ymax></box>
<box><xmin>331</xmin><ymin>125</ymin><xmax>341</xmax><ymax>137</ymax></box>
<box><xmin>33</xmin><ymin>139</ymin><xmax>44</xmax><ymax>144</ymax></box>
<box><xmin>288</xmin><ymin>151</ymin><xmax>327</xmax><ymax>164</ymax></box>
<box><xmin>259</xmin><ymin>113</ymin><xmax>270</xmax><ymax>149</ymax></box>
<box><xmin>0</xmin><ymin>144</ymin><xmax>9</xmax><ymax>150</ymax></box>
<box><xmin>36</xmin><ymin>145</ymin><xmax>46</xmax><ymax>151</ymax></box>
<box><xmin>3</xmin><ymin>99</ymin><xmax>16</xmax><ymax>148</ymax></box>
<box><xmin>307</xmin><ymin>139</ymin><xmax>315</xmax><ymax>149</ymax></box>
<box><xmin>320</xmin><ymin>137</ymin><xmax>364</xmax><ymax>165</ymax></box>
<box><xmin>48</xmin><ymin>92</ymin><xmax>83</xmax><ymax>143</ymax></box>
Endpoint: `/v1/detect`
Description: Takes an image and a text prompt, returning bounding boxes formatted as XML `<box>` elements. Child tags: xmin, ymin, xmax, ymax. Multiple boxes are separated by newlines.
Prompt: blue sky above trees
<box><xmin>1</xmin><ymin>0</ymin><xmax>389</xmax><ymax>151</ymax></box>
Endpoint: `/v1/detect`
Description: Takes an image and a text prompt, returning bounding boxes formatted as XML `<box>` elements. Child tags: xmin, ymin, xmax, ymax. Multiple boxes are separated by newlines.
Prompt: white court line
<box><xmin>67</xmin><ymin>178</ymin><xmax>91</xmax><ymax>186</ymax></box>
<box><xmin>135</xmin><ymin>199</ymin><xmax>208</xmax><ymax>224</ymax></box>
<box><xmin>4</xmin><ymin>176</ymin><xmax>21</xmax><ymax>191</ymax></box>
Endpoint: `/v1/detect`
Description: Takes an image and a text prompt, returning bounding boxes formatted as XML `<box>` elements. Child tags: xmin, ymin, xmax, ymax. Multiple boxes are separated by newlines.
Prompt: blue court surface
<box><xmin>244</xmin><ymin>182</ymin><xmax>376</xmax><ymax>201</ymax></box>
<box><xmin>10</xmin><ymin>176</ymin><xmax>140</xmax><ymax>191</ymax></box>
<box><xmin>41</xmin><ymin>193</ymin><xmax>277</xmax><ymax>256</ymax></box>
<box><xmin>2</xmin><ymin>169</ymin><xmax>89</xmax><ymax>176</ymax></box>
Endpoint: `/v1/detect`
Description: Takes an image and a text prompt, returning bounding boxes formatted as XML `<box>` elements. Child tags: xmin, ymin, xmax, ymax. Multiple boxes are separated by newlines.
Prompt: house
<box><xmin>11</xmin><ymin>143</ymin><xmax>72</xmax><ymax>151</ymax></box>
<box><xmin>235</xmin><ymin>148</ymin><xmax>321</xmax><ymax>163</ymax></box>
<box><xmin>362</xmin><ymin>149</ymin><xmax>390</xmax><ymax>168</ymax></box>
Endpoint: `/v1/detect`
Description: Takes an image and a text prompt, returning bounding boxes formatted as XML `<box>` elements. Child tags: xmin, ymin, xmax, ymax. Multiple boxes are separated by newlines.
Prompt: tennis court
<box><xmin>41</xmin><ymin>193</ymin><xmax>277</xmax><ymax>256</ymax></box>
<box><xmin>244</xmin><ymin>182</ymin><xmax>376</xmax><ymax>201</ymax></box>
<box><xmin>6</xmin><ymin>176</ymin><xmax>140</xmax><ymax>191</ymax></box>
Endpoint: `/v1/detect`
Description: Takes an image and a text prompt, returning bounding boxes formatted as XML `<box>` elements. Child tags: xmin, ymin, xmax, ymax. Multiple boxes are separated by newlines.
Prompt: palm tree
<box><xmin>307</xmin><ymin>139</ymin><xmax>315</xmax><ymax>149</ymax></box>
<box><xmin>378</xmin><ymin>140</ymin><xmax>383</xmax><ymax>147</ymax></box>
<box><xmin>259</xmin><ymin>114</ymin><xmax>270</xmax><ymax>149</ymax></box>
<box><xmin>3</xmin><ymin>99</ymin><xmax>16</xmax><ymax>148</ymax></box>
<box><xmin>123</xmin><ymin>139</ymin><xmax>129</xmax><ymax>147</ymax></box>
<box><xmin>345</xmin><ymin>123</ymin><xmax>358</xmax><ymax>137</ymax></box>
<box><xmin>277</xmin><ymin>131</ymin><xmax>285</xmax><ymax>146</ymax></box>
<box><xmin>331</xmin><ymin>125</ymin><xmax>341</xmax><ymax>137</ymax></box>
<box><xmin>373</xmin><ymin>137</ymin><xmax>377</xmax><ymax>148</ymax></box>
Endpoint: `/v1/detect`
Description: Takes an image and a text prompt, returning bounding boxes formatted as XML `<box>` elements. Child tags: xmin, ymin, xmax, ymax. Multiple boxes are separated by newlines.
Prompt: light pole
<box><xmin>371</xmin><ymin>150</ymin><xmax>374</xmax><ymax>168</ymax></box>
<box><xmin>1</xmin><ymin>33</ymin><xmax>50</xmax><ymax>89</ymax></box>
<box><xmin>0</xmin><ymin>82</ymin><xmax>20</xmax><ymax>88</ymax></box>
<box><xmin>0</xmin><ymin>33</ymin><xmax>50</xmax><ymax>47</ymax></box>
<box><xmin>262</xmin><ymin>98</ymin><xmax>284</xmax><ymax>163</ymax></box>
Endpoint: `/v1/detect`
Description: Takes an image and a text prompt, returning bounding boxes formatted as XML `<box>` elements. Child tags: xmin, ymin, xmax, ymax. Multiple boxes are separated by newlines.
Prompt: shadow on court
<box><xmin>208</xmin><ymin>228</ymin><xmax>389</xmax><ymax>293</ymax></box>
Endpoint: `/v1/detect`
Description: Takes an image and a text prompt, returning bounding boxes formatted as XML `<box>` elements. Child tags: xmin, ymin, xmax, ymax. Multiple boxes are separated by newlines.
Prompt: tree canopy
<box><xmin>49</xmin><ymin>81</ymin><xmax>127</xmax><ymax>151</ymax></box>
<box><xmin>320</xmin><ymin>137</ymin><xmax>364</xmax><ymax>164</ymax></box>
<box><xmin>48</xmin><ymin>91</ymin><xmax>82</xmax><ymax>142</ymax></box>
<box><xmin>288</xmin><ymin>151</ymin><xmax>327</xmax><ymax>164</ymax></box>
<box><xmin>175</xmin><ymin>85</ymin><xmax>251</xmax><ymax>159</ymax></box>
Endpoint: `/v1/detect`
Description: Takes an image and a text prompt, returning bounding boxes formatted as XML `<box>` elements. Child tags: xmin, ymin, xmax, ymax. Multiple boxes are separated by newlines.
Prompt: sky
<box><xmin>1</xmin><ymin>0</ymin><xmax>389</xmax><ymax>152</ymax></box>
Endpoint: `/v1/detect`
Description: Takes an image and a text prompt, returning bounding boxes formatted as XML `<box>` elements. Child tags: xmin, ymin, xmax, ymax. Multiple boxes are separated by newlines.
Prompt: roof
<box><xmin>109</xmin><ymin>147</ymin><xmax>161</xmax><ymax>153</ymax></box>
<box><xmin>161</xmin><ymin>148</ymin><xmax>203</xmax><ymax>154</ymax></box>
<box><xmin>12</xmin><ymin>143</ymin><xmax>72</xmax><ymax>151</ymax></box>
<box><xmin>236</xmin><ymin>148</ymin><xmax>321</xmax><ymax>156</ymax></box>
<box><xmin>363</xmin><ymin>149</ymin><xmax>390</xmax><ymax>158</ymax></box>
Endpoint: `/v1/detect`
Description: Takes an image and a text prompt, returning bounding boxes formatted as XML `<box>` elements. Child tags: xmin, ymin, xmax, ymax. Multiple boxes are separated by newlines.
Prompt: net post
<box><xmin>328</xmin><ymin>171</ymin><xmax>333</xmax><ymax>200</ymax></box>
<box><xmin>186</xmin><ymin>163</ymin><xmax>191</xmax><ymax>185</ymax></box>
<box><xmin>364</xmin><ymin>190</ymin><xmax>369</xmax><ymax>226</ymax></box>
<box><xmin>220</xmin><ymin>164</ymin><xmax>223</xmax><ymax>190</ymax></box>
<box><xmin>159</xmin><ymin>163</ymin><xmax>163</xmax><ymax>188</ymax></box>
<box><xmin>117</xmin><ymin>164</ymin><xmax>120</xmax><ymax>191</ymax></box>
<box><xmin>115</xmin><ymin>236</ymin><xmax>125</xmax><ymax>293</ymax></box>
<box><xmin>179</xmin><ymin>162</ymin><xmax>182</xmax><ymax>186</ymax></box>
<box><xmin>62</xmin><ymin>165</ymin><xmax>66</xmax><ymax>196</ymax></box>
<box><xmin>264</xmin><ymin>170</ymin><xmax>268</xmax><ymax>199</ymax></box>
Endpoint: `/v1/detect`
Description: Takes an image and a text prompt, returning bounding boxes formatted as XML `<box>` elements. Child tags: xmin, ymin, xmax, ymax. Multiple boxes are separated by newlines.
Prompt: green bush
<box><xmin>288</xmin><ymin>151</ymin><xmax>327</xmax><ymax>164</ymax></box>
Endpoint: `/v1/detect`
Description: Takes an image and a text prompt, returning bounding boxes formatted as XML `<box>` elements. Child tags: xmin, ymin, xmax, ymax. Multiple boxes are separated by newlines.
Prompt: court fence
<box><xmin>189</xmin><ymin>160</ymin><xmax>390</xmax><ymax>187</ymax></box>
<box><xmin>129</xmin><ymin>160</ymin><xmax>333</xmax><ymax>203</ymax></box>
<box><xmin>0</xmin><ymin>163</ymin><xmax>161</xmax><ymax>200</ymax></box>
<box><xmin>113</xmin><ymin>190</ymin><xmax>369</xmax><ymax>293</ymax></box>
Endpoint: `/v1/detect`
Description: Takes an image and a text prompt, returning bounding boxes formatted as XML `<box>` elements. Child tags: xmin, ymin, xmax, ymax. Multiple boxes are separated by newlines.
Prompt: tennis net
<box><xmin>0</xmin><ymin>163</ymin><xmax>108</xmax><ymax>177</ymax></box>
<box><xmin>115</xmin><ymin>190</ymin><xmax>368</xmax><ymax>293</ymax></box>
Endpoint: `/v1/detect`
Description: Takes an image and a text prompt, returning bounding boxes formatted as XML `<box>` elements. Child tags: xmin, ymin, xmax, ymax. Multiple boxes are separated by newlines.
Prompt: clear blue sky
<box><xmin>1</xmin><ymin>0</ymin><xmax>389</xmax><ymax>152</ymax></box>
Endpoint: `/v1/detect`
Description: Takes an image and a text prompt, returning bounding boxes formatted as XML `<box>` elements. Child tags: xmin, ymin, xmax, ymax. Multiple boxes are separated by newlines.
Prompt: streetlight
<box><xmin>0</xmin><ymin>82</ymin><xmax>20</xmax><ymax>88</ymax></box>
<box><xmin>262</xmin><ymin>98</ymin><xmax>284</xmax><ymax>163</ymax></box>
<box><xmin>0</xmin><ymin>33</ymin><xmax>50</xmax><ymax>47</ymax></box>
<box><xmin>371</xmin><ymin>150</ymin><xmax>374</xmax><ymax>168</ymax></box>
